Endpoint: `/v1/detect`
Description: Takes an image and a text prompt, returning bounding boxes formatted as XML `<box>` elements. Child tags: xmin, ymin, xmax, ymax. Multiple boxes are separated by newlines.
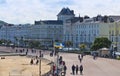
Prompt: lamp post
<box><xmin>5</xmin><ymin>24</ymin><xmax>8</xmax><ymax>46</ymax></box>
<box><xmin>39</xmin><ymin>50</ymin><xmax>41</xmax><ymax>76</ymax></box>
<box><xmin>115</xmin><ymin>22</ymin><xmax>118</xmax><ymax>52</ymax></box>
<box><xmin>55</xmin><ymin>47</ymin><xmax>59</xmax><ymax>75</ymax></box>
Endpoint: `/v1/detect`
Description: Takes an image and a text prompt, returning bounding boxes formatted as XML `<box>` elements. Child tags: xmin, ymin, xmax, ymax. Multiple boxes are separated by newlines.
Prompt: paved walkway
<box><xmin>55</xmin><ymin>53</ymin><xmax>120</xmax><ymax>76</ymax></box>
<box><xmin>0</xmin><ymin>46</ymin><xmax>120</xmax><ymax>76</ymax></box>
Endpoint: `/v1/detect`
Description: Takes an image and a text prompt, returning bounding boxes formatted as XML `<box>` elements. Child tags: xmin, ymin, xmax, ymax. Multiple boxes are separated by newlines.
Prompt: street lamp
<box><xmin>39</xmin><ymin>50</ymin><xmax>41</xmax><ymax>76</ymax></box>
<box><xmin>55</xmin><ymin>47</ymin><xmax>59</xmax><ymax>75</ymax></box>
<box><xmin>115</xmin><ymin>22</ymin><xmax>118</xmax><ymax>52</ymax></box>
<box><xmin>113</xmin><ymin>45</ymin><xmax>117</xmax><ymax>58</ymax></box>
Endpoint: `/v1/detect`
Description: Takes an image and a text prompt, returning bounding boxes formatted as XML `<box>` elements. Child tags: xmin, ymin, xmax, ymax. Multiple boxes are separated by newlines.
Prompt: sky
<box><xmin>0</xmin><ymin>0</ymin><xmax>120</xmax><ymax>24</ymax></box>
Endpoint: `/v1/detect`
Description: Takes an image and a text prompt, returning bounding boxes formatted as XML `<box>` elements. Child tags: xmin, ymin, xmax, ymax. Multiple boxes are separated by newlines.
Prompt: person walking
<box><xmin>72</xmin><ymin>64</ymin><xmax>75</xmax><ymax>75</ymax></box>
<box><xmin>76</xmin><ymin>65</ymin><xmax>78</xmax><ymax>75</ymax></box>
<box><xmin>53</xmin><ymin>64</ymin><xmax>56</xmax><ymax>75</ymax></box>
<box><xmin>93</xmin><ymin>53</ymin><xmax>96</xmax><ymax>60</ymax></box>
<box><xmin>81</xmin><ymin>53</ymin><xmax>84</xmax><ymax>59</ymax></box>
<box><xmin>78</xmin><ymin>54</ymin><xmax>80</xmax><ymax>60</ymax></box>
<box><xmin>36</xmin><ymin>59</ymin><xmax>39</xmax><ymax>65</ymax></box>
<box><xmin>79</xmin><ymin>58</ymin><xmax>82</xmax><ymax>63</ymax></box>
<box><xmin>63</xmin><ymin>65</ymin><xmax>67</xmax><ymax>75</ymax></box>
<box><xmin>80</xmin><ymin>65</ymin><xmax>83</xmax><ymax>75</ymax></box>
<box><xmin>78</xmin><ymin>54</ymin><xmax>83</xmax><ymax>63</ymax></box>
<box><xmin>26</xmin><ymin>49</ymin><xmax>28</xmax><ymax>55</ymax></box>
<box><xmin>30</xmin><ymin>59</ymin><xmax>33</xmax><ymax>65</ymax></box>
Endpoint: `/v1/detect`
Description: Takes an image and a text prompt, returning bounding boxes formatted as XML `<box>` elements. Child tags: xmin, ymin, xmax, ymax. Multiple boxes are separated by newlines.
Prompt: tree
<box><xmin>79</xmin><ymin>44</ymin><xmax>86</xmax><ymax>51</ymax></box>
<box><xmin>65</xmin><ymin>41</ymin><xmax>73</xmax><ymax>47</ymax></box>
<box><xmin>65</xmin><ymin>41</ymin><xmax>73</xmax><ymax>51</ymax></box>
<box><xmin>23</xmin><ymin>40</ymin><xmax>29</xmax><ymax>47</ymax></box>
<box><xmin>91</xmin><ymin>37</ymin><xmax>111</xmax><ymax>51</ymax></box>
<box><xmin>0</xmin><ymin>39</ymin><xmax>6</xmax><ymax>44</ymax></box>
<box><xmin>28</xmin><ymin>40</ymin><xmax>41</xmax><ymax>49</ymax></box>
<box><xmin>19</xmin><ymin>36</ymin><xmax>24</xmax><ymax>47</ymax></box>
<box><xmin>14</xmin><ymin>36</ymin><xmax>18</xmax><ymax>46</ymax></box>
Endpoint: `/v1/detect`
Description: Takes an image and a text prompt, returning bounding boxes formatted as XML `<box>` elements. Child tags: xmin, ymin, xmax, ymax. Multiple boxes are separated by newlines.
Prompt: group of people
<box><xmin>15</xmin><ymin>48</ymin><xmax>44</xmax><ymax>57</ymax></box>
<box><xmin>72</xmin><ymin>64</ymin><xmax>83</xmax><ymax>75</ymax></box>
<box><xmin>30</xmin><ymin>57</ymin><xmax>39</xmax><ymax>65</ymax></box>
<box><xmin>52</xmin><ymin>56</ymin><xmax>67</xmax><ymax>76</ymax></box>
<box><xmin>71</xmin><ymin>54</ymin><xmax>84</xmax><ymax>75</ymax></box>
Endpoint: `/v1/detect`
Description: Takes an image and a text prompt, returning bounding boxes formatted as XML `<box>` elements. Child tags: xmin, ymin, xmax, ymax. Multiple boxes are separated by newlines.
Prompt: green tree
<box><xmin>65</xmin><ymin>41</ymin><xmax>73</xmax><ymax>51</ymax></box>
<box><xmin>0</xmin><ymin>39</ymin><xmax>4</xmax><ymax>44</ymax></box>
<box><xmin>91</xmin><ymin>37</ymin><xmax>111</xmax><ymax>51</ymax></box>
<box><xmin>14</xmin><ymin>36</ymin><xmax>18</xmax><ymax>46</ymax></box>
<box><xmin>23</xmin><ymin>40</ymin><xmax>29</xmax><ymax>47</ymax></box>
<box><xmin>65</xmin><ymin>41</ymin><xmax>73</xmax><ymax>47</ymax></box>
<box><xmin>79</xmin><ymin>44</ymin><xmax>86</xmax><ymax>51</ymax></box>
<box><xmin>28</xmin><ymin>40</ymin><xmax>41</xmax><ymax>49</ymax></box>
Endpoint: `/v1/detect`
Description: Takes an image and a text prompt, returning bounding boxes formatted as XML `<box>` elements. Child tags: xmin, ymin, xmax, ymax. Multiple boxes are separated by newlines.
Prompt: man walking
<box><xmin>80</xmin><ymin>65</ymin><xmax>83</xmax><ymax>75</ymax></box>
<box><xmin>78</xmin><ymin>54</ymin><xmax>83</xmax><ymax>63</ymax></box>
<box><xmin>79</xmin><ymin>58</ymin><xmax>82</xmax><ymax>63</ymax></box>
<box><xmin>63</xmin><ymin>65</ymin><xmax>67</xmax><ymax>75</ymax></box>
<box><xmin>76</xmin><ymin>65</ymin><xmax>78</xmax><ymax>75</ymax></box>
<box><xmin>72</xmin><ymin>64</ymin><xmax>75</xmax><ymax>75</ymax></box>
<box><xmin>78</xmin><ymin>54</ymin><xmax>80</xmax><ymax>60</ymax></box>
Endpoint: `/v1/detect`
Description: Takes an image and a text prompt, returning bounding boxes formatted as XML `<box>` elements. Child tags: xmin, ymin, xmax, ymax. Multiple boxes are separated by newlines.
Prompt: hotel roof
<box><xmin>57</xmin><ymin>8</ymin><xmax>74</xmax><ymax>16</ymax></box>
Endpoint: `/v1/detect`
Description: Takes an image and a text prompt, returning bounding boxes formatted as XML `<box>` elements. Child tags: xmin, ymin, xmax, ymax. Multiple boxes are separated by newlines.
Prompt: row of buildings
<box><xmin>0</xmin><ymin>8</ymin><xmax>120</xmax><ymax>51</ymax></box>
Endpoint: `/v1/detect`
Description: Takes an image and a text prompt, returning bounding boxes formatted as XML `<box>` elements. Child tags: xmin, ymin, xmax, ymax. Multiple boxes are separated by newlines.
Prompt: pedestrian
<box><xmin>36</xmin><ymin>59</ymin><xmax>39</xmax><ymax>65</ymax></box>
<box><xmin>62</xmin><ymin>61</ymin><xmax>65</xmax><ymax>65</ymax></box>
<box><xmin>50</xmin><ymin>52</ymin><xmax>53</xmax><ymax>57</ymax></box>
<box><xmin>53</xmin><ymin>64</ymin><xmax>56</xmax><ymax>75</ymax></box>
<box><xmin>23</xmin><ymin>49</ymin><xmax>24</xmax><ymax>52</ymax></box>
<box><xmin>59</xmin><ymin>56</ymin><xmax>63</xmax><ymax>61</ymax></box>
<box><xmin>78</xmin><ymin>54</ymin><xmax>80</xmax><ymax>60</ymax></box>
<box><xmin>63</xmin><ymin>65</ymin><xmax>67</xmax><ymax>75</ymax></box>
<box><xmin>16</xmin><ymin>49</ymin><xmax>18</xmax><ymax>53</ymax></box>
<box><xmin>93</xmin><ymin>53</ymin><xmax>96</xmax><ymax>60</ymax></box>
<box><xmin>76</xmin><ymin>65</ymin><xmax>78</xmax><ymax>75</ymax></box>
<box><xmin>78</xmin><ymin>54</ymin><xmax>82</xmax><ymax>63</ymax></box>
<box><xmin>80</xmin><ymin>65</ymin><xmax>83</xmax><ymax>75</ymax></box>
<box><xmin>79</xmin><ymin>58</ymin><xmax>82</xmax><ymax>63</ymax></box>
<box><xmin>30</xmin><ymin>59</ymin><xmax>33</xmax><ymax>65</ymax></box>
<box><xmin>20</xmin><ymin>49</ymin><xmax>22</xmax><ymax>53</ymax></box>
<box><xmin>59</xmin><ymin>60</ymin><xmax>62</xmax><ymax>65</ymax></box>
<box><xmin>25</xmin><ymin>49</ymin><xmax>28</xmax><ymax>55</ymax></box>
<box><xmin>72</xmin><ymin>64</ymin><xmax>75</xmax><ymax>75</ymax></box>
<box><xmin>81</xmin><ymin>53</ymin><xmax>84</xmax><ymax>59</ymax></box>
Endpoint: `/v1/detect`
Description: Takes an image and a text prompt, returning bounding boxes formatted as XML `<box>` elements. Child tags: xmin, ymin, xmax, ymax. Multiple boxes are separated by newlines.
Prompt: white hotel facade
<box><xmin>0</xmin><ymin>8</ymin><xmax>120</xmax><ymax>50</ymax></box>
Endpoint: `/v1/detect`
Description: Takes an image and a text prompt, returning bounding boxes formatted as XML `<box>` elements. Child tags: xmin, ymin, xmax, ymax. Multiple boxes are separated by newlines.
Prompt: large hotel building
<box><xmin>0</xmin><ymin>8</ymin><xmax>120</xmax><ymax>51</ymax></box>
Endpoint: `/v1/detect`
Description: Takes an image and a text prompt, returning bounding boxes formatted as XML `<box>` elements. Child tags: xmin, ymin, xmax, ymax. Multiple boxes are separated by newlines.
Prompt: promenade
<box><xmin>44</xmin><ymin>52</ymin><xmax>120</xmax><ymax>76</ymax></box>
<box><xmin>0</xmin><ymin>46</ymin><xmax>120</xmax><ymax>76</ymax></box>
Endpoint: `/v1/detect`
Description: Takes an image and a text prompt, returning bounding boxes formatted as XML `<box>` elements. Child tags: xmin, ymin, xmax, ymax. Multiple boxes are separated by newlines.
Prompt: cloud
<box><xmin>0</xmin><ymin>0</ymin><xmax>120</xmax><ymax>24</ymax></box>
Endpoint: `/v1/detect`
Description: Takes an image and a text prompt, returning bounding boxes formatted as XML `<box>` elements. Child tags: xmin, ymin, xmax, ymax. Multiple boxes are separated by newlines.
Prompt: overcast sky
<box><xmin>0</xmin><ymin>0</ymin><xmax>120</xmax><ymax>24</ymax></box>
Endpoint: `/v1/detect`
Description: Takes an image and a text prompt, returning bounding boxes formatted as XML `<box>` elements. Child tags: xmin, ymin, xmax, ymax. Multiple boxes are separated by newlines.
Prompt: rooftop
<box><xmin>57</xmin><ymin>7</ymin><xmax>75</xmax><ymax>16</ymax></box>
<box><xmin>35</xmin><ymin>20</ymin><xmax>63</xmax><ymax>25</ymax></box>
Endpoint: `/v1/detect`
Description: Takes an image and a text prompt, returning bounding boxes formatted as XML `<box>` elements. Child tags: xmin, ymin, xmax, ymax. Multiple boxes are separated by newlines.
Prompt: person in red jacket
<box><xmin>53</xmin><ymin>64</ymin><xmax>56</xmax><ymax>75</ymax></box>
